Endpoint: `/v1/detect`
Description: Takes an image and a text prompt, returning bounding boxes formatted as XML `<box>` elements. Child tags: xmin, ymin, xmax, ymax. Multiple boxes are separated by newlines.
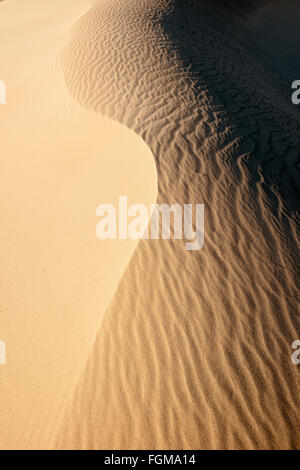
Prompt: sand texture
<box><xmin>1</xmin><ymin>0</ymin><xmax>300</xmax><ymax>450</ymax></box>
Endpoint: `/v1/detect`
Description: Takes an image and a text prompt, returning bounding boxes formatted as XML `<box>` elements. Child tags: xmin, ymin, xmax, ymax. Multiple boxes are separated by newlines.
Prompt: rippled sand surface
<box><xmin>55</xmin><ymin>0</ymin><xmax>300</xmax><ymax>450</ymax></box>
<box><xmin>1</xmin><ymin>0</ymin><xmax>299</xmax><ymax>449</ymax></box>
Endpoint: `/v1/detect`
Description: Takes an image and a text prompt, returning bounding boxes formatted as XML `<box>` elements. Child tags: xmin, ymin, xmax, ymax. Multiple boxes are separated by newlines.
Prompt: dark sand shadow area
<box><xmin>159</xmin><ymin>0</ymin><xmax>300</xmax><ymax>213</ymax></box>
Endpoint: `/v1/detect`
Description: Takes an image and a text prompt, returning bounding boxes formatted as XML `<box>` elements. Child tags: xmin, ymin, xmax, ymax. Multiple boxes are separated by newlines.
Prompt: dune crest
<box><xmin>55</xmin><ymin>0</ymin><xmax>300</xmax><ymax>450</ymax></box>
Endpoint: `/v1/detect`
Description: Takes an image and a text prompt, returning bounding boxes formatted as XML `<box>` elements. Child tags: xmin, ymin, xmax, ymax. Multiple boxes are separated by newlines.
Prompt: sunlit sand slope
<box><xmin>0</xmin><ymin>0</ymin><xmax>157</xmax><ymax>449</ymax></box>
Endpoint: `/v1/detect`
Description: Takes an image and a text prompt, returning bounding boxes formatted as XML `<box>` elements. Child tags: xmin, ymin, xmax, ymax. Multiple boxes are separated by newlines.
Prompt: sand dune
<box><xmin>0</xmin><ymin>0</ymin><xmax>156</xmax><ymax>449</ymax></box>
<box><xmin>55</xmin><ymin>0</ymin><xmax>300</xmax><ymax>450</ymax></box>
<box><xmin>1</xmin><ymin>0</ymin><xmax>299</xmax><ymax>450</ymax></box>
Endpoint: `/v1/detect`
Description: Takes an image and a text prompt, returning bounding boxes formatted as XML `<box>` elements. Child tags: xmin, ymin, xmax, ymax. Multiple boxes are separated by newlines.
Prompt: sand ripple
<box><xmin>56</xmin><ymin>0</ymin><xmax>300</xmax><ymax>449</ymax></box>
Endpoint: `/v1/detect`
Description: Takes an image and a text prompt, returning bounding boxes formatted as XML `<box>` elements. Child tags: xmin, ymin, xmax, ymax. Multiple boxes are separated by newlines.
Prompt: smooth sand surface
<box><xmin>1</xmin><ymin>0</ymin><xmax>300</xmax><ymax>450</ymax></box>
<box><xmin>0</xmin><ymin>0</ymin><xmax>156</xmax><ymax>449</ymax></box>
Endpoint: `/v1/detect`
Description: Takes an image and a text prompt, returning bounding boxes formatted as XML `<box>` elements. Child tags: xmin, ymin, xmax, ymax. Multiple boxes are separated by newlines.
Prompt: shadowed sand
<box><xmin>0</xmin><ymin>0</ymin><xmax>299</xmax><ymax>450</ymax></box>
<box><xmin>55</xmin><ymin>0</ymin><xmax>300</xmax><ymax>450</ymax></box>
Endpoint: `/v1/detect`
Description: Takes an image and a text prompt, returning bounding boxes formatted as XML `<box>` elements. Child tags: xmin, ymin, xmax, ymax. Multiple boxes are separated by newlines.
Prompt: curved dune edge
<box><xmin>0</xmin><ymin>0</ymin><xmax>157</xmax><ymax>450</ymax></box>
<box><xmin>55</xmin><ymin>0</ymin><xmax>300</xmax><ymax>450</ymax></box>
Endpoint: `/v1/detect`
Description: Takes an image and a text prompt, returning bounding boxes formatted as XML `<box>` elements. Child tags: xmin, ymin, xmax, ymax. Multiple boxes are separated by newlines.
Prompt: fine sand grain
<box><xmin>55</xmin><ymin>0</ymin><xmax>300</xmax><ymax>450</ymax></box>
<box><xmin>1</xmin><ymin>0</ymin><xmax>299</xmax><ymax>450</ymax></box>
<box><xmin>0</xmin><ymin>0</ymin><xmax>156</xmax><ymax>449</ymax></box>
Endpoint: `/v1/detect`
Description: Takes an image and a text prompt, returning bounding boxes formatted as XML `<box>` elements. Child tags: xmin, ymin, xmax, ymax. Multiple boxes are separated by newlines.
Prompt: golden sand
<box><xmin>0</xmin><ymin>0</ymin><xmax>299</xmax><ymax>449</ymax></box>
